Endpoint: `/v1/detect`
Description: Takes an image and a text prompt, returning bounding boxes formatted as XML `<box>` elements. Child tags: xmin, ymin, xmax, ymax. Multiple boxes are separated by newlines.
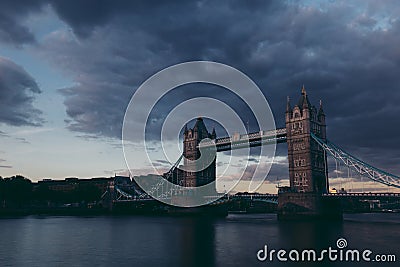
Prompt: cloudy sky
<box><xmin>1</xmin><ymin>0</ymin><xmax>400</xmax><ymax>193</ymax></box>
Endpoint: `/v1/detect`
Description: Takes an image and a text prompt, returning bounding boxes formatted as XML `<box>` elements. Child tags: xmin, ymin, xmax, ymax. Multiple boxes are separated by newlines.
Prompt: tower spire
<box><xmin>211</xmin><ymin>127</ymin><xmax>216</xmax><ymax>139</ymax></box>
<box><xmin>286</xmin><ymin>96</ymin><xmax>291</xmax><ymax>113</ymax></box>
<box><xmin>298</xmin><ymin>84</ymin><xmax>309</xmax><ymax>109</ymax></box>
<box><xmin>318</xmin><ymin>99</ymin><xmax>325</xmax><ymax>116</ymax></box>
<box><xmin>301</xmin><ymin>84</ymin><xmax>307</xmax><ymax>96</ymax></box>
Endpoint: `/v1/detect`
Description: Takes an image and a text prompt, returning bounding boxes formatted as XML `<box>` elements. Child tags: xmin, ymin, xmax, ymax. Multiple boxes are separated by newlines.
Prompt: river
<box><xmin>0</xmin><ymin>213</ymin><xmax>399</xmax><ymax>266</ymax></box>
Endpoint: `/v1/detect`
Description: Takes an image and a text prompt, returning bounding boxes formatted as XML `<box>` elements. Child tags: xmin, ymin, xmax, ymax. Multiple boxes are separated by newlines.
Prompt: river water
<box><xmin>0</xmin><ymin>213</ymin><xmax>398</xmax><ymax>267</ymax></box>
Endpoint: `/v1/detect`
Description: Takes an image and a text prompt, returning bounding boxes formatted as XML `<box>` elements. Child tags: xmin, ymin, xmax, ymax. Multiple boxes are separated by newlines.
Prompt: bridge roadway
<box><xmin>113</xmin><ymin>188</ymin><xmax>400</xmax><ymax>203</ymax></box>
<box><xmin>198</xmin><ymin>128</ymin><xmax>287</xmax><ymax>152</ymax></box>
<box><xmin>322</xmin><ymin>192</ymin><xmax>400</xmax><ymax>199</ymax></box>
<box><xmin>226</xmin><ymin>192</ymin><xmax>400</xmax><ymax>201</ymax></box>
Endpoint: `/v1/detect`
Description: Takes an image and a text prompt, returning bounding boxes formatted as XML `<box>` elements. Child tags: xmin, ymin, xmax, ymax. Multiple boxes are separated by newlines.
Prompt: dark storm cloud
<box><xmin>2</xmin><ymin>1</ymin><xmax>400</xmax><ymax>174</ymax></box>
<box><xmin>49</xmin><ymin>0</ymin><xmax>190</xmax><ymax>38</ymax></box>
<box><xmin>36</xmin><ymin>0</ymin><xmax>289</xmax><ymax>138</ymax></box>
<box><xmin>0</xmin><ymin>0</ymin><xmax>46</xmax><ymax>45</ymax></box>
<box><xmin>0</xmin><ymin>14</ymin><xmax>35</xmax><ymax>45</ymax></box>
<box><xmin>0</xmin><ymin>57</ymin><xmax>43</xmax><ymax>126</ymax></box>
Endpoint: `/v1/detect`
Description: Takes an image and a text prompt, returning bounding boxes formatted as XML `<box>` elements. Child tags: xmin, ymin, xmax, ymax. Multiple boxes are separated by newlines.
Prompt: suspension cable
<box><xmin>311</xmin><ymin>133</ymin><xmax>400</xmax><ymax>189</ymax></box>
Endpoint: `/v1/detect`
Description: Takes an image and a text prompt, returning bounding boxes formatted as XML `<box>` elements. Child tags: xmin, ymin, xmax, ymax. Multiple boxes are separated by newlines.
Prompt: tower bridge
<box><xmin>114</xmin><ymin>86</ymin><xmax>400</xmax><ymax>218</ymax></box>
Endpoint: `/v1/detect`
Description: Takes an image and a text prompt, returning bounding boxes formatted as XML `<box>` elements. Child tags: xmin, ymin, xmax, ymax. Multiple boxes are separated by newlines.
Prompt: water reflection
<box><xmin>179</xmin><ymin>217</ymin><xmax>216</xmax><ymax>267</ymax></box>
<box><xmin>278</xmin><ymin>220</ymin><xmax>344</xmax><ymax>267</ymax></box>
<box><xmin>278</xmin><ymin>219</ymin><xmax>344</xmax><ymax>248</ymax></box>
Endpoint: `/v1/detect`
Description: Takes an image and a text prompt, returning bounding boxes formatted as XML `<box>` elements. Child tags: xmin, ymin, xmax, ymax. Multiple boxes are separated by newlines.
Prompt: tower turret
<box><xmin>211</xmin><ymin>127</ymin><xmax>216</xmax><ymax>139</ymax></box>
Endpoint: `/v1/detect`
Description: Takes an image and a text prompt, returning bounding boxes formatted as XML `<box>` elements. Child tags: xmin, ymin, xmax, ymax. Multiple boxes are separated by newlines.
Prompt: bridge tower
<box><xmin>279</xmin><ymin>86</ymin><xmax>341</xmax><ymax>220</ymax></box>
<box><xmin>285</xmin><ymin>86</ymin><xmax>328</xmax><ymax>193</ymax></box>
<box><xmin>183</xmin><ymin>117</ymin><xmax>217</xmax><ymax>187</ymax></box>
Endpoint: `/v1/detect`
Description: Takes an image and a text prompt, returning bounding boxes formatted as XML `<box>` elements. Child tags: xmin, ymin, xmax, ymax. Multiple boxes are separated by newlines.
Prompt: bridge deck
<box><xmin>198</xmin><ymin>128</ymin><xmax>287</xmax><ymax>152</ymax></box>
<box><xmin>323</xmin><ymin>193</ymin><xmax>400</xmax><ymax>197</ymax></box>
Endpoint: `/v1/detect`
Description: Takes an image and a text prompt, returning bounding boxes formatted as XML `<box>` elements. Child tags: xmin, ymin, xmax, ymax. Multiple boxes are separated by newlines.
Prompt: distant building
<box><xmin>36</xmin><ymin>176</ymin><xmax>120</xmax><ymax>194</ymax></box>
<box><xmin>38</xmin><ymin>178</ymin><xmax>79</xmax><ymax>192</ymax></box>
